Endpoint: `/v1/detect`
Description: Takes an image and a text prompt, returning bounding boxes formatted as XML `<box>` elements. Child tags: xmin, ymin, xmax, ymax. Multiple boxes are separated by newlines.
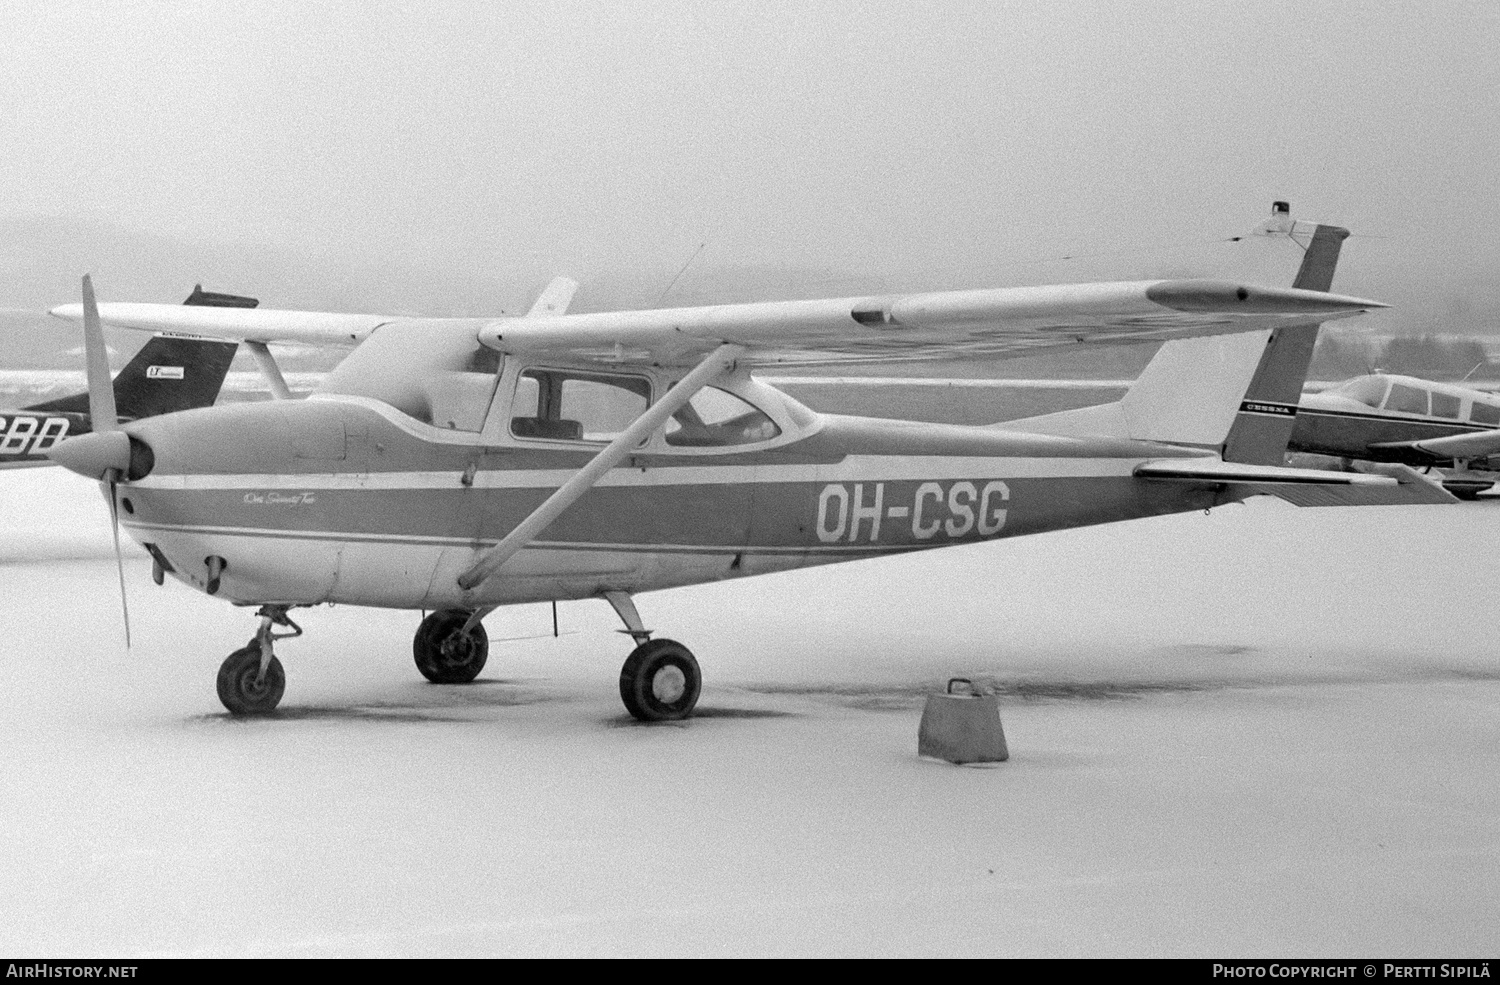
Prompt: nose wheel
<box><xmin>413</xmin><ymin>609</ymin><xmax>490</xmax><ymax>683</ymax></box>
<box><xmin>216</xmin><ymin>605</ymin><xmax>299</xmax><ymax>715</ymax></box>
<box><xmin>217</xmin><ymin>645</ymin><xmax>286</xmax><ymax>715</ymax></box>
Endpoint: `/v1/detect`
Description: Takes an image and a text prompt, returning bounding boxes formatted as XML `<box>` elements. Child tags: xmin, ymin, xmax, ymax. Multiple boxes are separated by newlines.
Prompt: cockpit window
<box><xmin>1430</xmin><ymin>391</ymin><xmax>1461</xmax><ymax>419</ymax></box>
<box><xmin>1328</xmin><ymin>375</ymin><xmax>1389</xmax><ymax>408</ymax></box>
<box><xmin>1385</xmin><ymin>383</ymin><xmax>1429</xmax><ymax>416</ymax></box>
<box><xmin>664</xmin><ymin>386</ymin><xmax>782</xmax><ymax>447</ymax></box>
<box><xmin>510</xmin><ymin>369</ymin><xmax>650</xmax><ymax>442</ymax></box>
<box><xmin>1472</xmin><ymin>402</ymin><xmax>1500</xmax><ymax>426</ymax></box>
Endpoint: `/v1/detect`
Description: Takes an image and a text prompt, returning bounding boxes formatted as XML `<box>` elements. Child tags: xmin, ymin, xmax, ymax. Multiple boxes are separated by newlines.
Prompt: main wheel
<box><xmin>619</xmin><ymin>639</ymin><xmax>701</xmax><ymax>722</ymax></box>
<box><xmin>216</xmin><ymin>644</ymin><xmax>286</xmax><ymax>715</ymax></box>
<box><xmin>413</xmin><ymin>609</ymin><xmax>489</xmax><ymax>684</ymax></box>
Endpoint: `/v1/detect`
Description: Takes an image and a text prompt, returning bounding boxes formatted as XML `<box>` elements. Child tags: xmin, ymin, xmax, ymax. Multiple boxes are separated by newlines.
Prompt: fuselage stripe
<box><xmin>121</xmin><ymin>520</ymin><xmax>920</xmax><ymax>556</ymax></box>
<box><xmin>128</xmin><ymin>455</ymin><xmax>1152</xmax><ymax>491</ymax></box>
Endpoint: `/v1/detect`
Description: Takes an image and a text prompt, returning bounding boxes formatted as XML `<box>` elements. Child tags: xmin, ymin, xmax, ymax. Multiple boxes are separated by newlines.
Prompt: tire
<box><xmin>619</xmin><ymin>639</ymin><xmax>701</xmax><ymax>722</ymax></box>
<box><xmin>216</xmin><ymin>644</ymin><xmax>286</xmax><ymax>715</ymax></box>
<box><xmin>413</xmin><ymin>609</ymin><xmax>489</xmax><ymax>684</ymax></box>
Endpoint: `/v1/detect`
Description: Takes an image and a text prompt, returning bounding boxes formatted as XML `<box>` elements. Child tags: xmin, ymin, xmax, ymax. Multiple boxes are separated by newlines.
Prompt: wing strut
<box><xmin>245</xmin><ymin>341</ymin><xmax>293</xmax><ymax>400</ymax></box>
<box><xmin>456</xmin><ymin>342</ymin><xmax>745</xmax><ymax>591</ymax></box>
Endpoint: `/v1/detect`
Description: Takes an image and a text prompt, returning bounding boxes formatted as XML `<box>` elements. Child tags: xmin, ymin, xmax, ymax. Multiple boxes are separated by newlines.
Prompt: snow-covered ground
<box><xmin>0</xmin><ymin>468</ymin><xmax>1496</xmax><ymax>957</ymax></box>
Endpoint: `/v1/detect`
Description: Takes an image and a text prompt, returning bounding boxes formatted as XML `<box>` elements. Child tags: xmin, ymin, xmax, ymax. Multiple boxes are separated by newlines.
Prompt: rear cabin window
<box><xmin>510</xmin><ymin>369</ymin><xmax>650</xmax><ymax>442</ymax></box>
<box><xmin>1430</xmin><ymin>391</ymin><xmax>1461</xmax><ymax>419</ymax></box>
<box><xmin>664</xmin><ymin>387</ymin><xmax>782</xmax><ymax>447</ymax></box>
<box><xmin>1385</xmin><ymin>383</ymin><xmax>1429</xmax><ymax>416</ymax></box>
<box><xmin>1472</xmin><ymin>402</ymin><xmax>1500</xmax><ymax>426</ymax></box>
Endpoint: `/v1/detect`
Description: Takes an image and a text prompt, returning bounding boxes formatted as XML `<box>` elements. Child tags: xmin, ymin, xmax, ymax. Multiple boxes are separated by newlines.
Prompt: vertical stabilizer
<box><xmin>1221</xmin><ymin>203</ymin><xmax>1351</xmax><ymax>464</ymax></box>
<box><xmin>1004</xmin><ymin>329</ymin><xmax>1273</xmax><ymax>447</ymax></box>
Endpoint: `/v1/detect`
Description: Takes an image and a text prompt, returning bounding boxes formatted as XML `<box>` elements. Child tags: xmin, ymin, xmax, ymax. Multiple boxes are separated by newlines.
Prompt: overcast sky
<box><xmin>1</xmin><ymin>1</ymin><xmax>1496</xmax><ymax>323</ymax></box>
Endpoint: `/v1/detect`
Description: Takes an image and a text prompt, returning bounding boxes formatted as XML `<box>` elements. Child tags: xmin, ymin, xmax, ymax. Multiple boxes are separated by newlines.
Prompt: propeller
<box><xmin>81</xmin><ymin>275</ymin><xmax>131</xmax><ymax>649</ymax></box>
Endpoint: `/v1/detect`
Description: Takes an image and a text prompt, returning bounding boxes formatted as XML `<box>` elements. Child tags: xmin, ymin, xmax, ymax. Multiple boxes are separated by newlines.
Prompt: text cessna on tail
<box><xmin>2</xmin><ymin>286</ymin><xmax>243</xmax><ymax>470</ymax></box>
<box><xmin>47</xmin><ymin>207</ymin><xmax>1450</xmax><ymax>721</ymax></box>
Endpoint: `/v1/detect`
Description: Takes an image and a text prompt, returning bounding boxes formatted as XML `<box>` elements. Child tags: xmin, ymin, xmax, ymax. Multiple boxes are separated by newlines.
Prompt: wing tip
<box><xmin>1147</xmin><ymin>279</ymin><xmax>1387</xmax><ymax>314</ymax></box>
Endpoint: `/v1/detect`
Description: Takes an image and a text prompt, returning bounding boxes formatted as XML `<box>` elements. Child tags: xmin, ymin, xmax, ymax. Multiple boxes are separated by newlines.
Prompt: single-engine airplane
<box><xmin>1</xmin><ymin>286</ymin><xmax>244</xmax><ymax>470</ymax></box>
<box><xmin>1289</xmin><ymin>373</ymin><xmax>1500</xmax><ymax>498</ymax></box>
<box><xmin>46</xmin><ymin>206</ymin><xmax>1453</xmax><ymax>721</ymax></box>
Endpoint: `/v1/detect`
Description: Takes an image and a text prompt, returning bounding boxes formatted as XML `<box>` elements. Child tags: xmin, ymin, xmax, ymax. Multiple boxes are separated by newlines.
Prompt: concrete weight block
<box><xmin>918</xmin><ymin>678</ymin><xmax>1008</xmax><ymax>764</ymax></box>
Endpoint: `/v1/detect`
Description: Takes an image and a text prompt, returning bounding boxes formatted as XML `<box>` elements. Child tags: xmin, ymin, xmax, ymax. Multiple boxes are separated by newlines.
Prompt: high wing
<box><xmin>479</xmin><ymin>280</ymin><xmax>1384</xmax><ymax>367</ymax></box>
<box><xmin>53</xmin><ymin>278</ymin><xmax>1384</xmax><ymax>368</ymax></box>
<box><xmin>1370</xmin><ymin>430</ymin><xmax>1500</xmax><ymax>462</ymax></box>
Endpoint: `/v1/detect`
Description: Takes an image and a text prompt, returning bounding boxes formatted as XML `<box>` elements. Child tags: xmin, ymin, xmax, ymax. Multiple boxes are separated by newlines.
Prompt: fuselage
<box><xmin>0</xmin><ymin>410</ymin><xmax>86</xmax><ymax>469</ymax></box>
<box><xmin>111</xmin><ymin>361</ymin><xmax>1218</xmax><ymax>610</ymax></box>
<box><xmin>1292</xmin><ymin>373</ymin><xmax>1500</xmax><ymax>465</ymax></box>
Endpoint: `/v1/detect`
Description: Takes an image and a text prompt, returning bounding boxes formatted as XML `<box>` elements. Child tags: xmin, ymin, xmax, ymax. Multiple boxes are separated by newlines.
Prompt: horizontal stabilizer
<box><xmin>1371</xmin><ymin>430</ymin><xmax>1500</xmax><ymax>462</ymax></box>
<box><xmin>1135</xmin><ymin>458</ymin><xmax>1457</xmax><ymax>506</ymax></box>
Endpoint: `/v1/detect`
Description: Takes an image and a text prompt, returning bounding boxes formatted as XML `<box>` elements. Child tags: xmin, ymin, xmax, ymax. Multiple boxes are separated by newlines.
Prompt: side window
<box><xmin>664</xmin><ymin>386</ymin><xmax>782</xmax><ymax>447</ymax></box>
<box><xmin>510</xmin><ymin>370</ymin><xmax>650</xmax><ymax>442</ymax></box>
<box><xmin>1385</xmin><ymin>383</ymin><xmax>1428</xmax><ymax>416</ymax></box>
<box><xmin>1472</xmin><ymin>402</ymin><xmax>1500</xmax><ymax>426</ymax></box>
<box><xmin>1430</xmin><ymin>391</ymin><xmax>1461</xmax><ymax>419</ymax></box>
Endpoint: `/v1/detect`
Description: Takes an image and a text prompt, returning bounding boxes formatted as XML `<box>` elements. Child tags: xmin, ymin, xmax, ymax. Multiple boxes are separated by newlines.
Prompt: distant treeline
<box><xmin>1310</xmin><ymin>333</ymin><xmax>1500</xmax><ymax>381</ymax></box>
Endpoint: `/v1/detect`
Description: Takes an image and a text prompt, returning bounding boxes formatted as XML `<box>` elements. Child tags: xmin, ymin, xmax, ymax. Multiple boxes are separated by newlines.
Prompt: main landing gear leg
<box><xmin>603</xmin><ymin>591</ymin><xmax>701</xmax><ymax>723</ymax></box>
<box><xmin>216</xmin><ymin>605</ymin><xmax>300</xmax><ymax>715</ymax></box>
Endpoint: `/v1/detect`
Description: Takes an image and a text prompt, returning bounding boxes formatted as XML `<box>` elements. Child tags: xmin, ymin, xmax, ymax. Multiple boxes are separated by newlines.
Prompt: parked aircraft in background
<box><xmin>47</xmin><ymin>207</ymin><xmax>1450</xmax><ymax>722</ymax></box>
<box><xmin>1290</xmin><ymin>374</ymin><xmax>1500</xmax><ymax>498</ymax></box>
<box><xmin>1</xmin><ymin>286</ymin><xmax>243</xmax><ymax>470</ymax></box>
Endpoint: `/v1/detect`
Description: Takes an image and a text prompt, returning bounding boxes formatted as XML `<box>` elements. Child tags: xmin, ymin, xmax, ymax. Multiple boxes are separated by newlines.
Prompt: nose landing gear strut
<box><xmin>216</xmin><ymin>605</ymin><xmax>301</xmax><ymax>715</ymax></box>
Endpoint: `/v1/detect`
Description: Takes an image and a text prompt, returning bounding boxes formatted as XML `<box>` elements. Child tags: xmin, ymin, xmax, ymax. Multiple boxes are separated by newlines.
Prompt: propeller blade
<box><xmin>105</xmin><ymin>468</ymin><xmax>132</xmax><ymax>650</ymax></box>
<box><xmin>81</xmin><ymin>275</ymin><xmax>118</xmax><ymax>432</ymax></box>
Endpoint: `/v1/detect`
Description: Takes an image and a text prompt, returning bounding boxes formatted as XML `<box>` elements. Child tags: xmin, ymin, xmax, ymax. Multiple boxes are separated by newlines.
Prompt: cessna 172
<box><xmin>1</xmin><ymin>286</ymin><xmax>242</xmax><ymax>470</ymax></box>
<box><xmin>46</xmin><ymin>207</ymin><xmax>1453</xmax><ymax>721</ymax></box>
<box><xmin>1290</xmin><ymin>373</ymin><xmax>1500</xmax><ymax>498</ymax></box>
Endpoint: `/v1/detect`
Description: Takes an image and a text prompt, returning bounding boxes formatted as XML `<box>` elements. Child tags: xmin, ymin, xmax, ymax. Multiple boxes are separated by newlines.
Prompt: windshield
<box><xmin>1327</xmin><ymin>375</ymin><xmax>1389</xmax><ymax>408</ymax></box>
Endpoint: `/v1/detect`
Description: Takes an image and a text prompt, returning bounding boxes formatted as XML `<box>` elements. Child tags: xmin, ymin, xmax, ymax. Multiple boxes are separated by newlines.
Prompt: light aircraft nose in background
<box><xmin>46</xmin><ymin>206</ymin><xmax>1452</xmax><ymax>722</ymax></box>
